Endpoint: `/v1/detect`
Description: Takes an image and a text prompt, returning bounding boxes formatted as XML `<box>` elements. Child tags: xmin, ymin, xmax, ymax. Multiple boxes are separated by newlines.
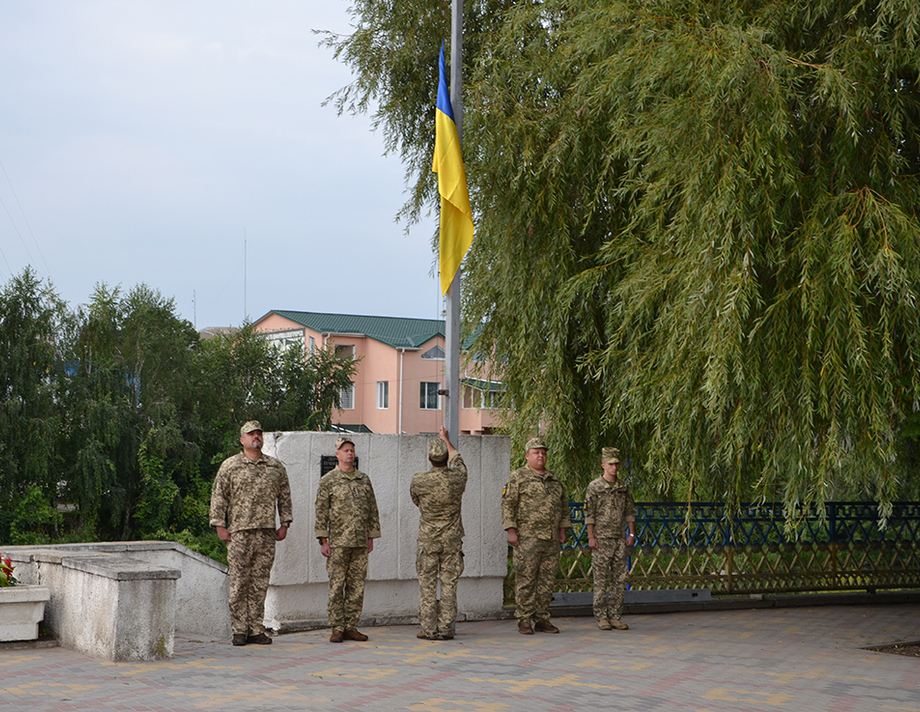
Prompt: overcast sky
<box><xmin>0</xmin><ymin>1</ymin><xmax>443</xmax><ymax>330</ymax></box>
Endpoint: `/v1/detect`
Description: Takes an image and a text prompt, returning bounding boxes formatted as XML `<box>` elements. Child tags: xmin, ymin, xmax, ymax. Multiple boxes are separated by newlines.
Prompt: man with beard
<box><xmin>210</xmin><ymin>421</ymin><xmax>293</xmax><ymax>646</ymax></box>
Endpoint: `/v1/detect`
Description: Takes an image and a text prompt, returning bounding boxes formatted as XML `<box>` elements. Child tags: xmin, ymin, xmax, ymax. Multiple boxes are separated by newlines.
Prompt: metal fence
<box><xmin>506</xmin><ymin>501</ymin><xmax>920</xmax><ymax>601</ymax></box>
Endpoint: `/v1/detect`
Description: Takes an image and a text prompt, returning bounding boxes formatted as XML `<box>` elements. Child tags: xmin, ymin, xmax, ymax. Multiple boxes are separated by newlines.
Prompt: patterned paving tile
<box><xmin>0</xmin><ymin>604</ymin><xmax>917</xmax><ymax>711</ymax></box>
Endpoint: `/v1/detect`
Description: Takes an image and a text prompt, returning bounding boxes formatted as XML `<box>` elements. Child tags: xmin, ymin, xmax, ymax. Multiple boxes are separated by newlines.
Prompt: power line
<box><xmin>0</xmin><ymin>156</ymin><xmax>53</xmax><ymax>280</ymax></box>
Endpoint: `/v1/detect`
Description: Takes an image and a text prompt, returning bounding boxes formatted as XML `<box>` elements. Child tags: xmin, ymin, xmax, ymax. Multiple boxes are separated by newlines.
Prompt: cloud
<box><xmin>0</xmin><ymin>1</ymin><xmax>442</xmax><ymax>329</ymax></box>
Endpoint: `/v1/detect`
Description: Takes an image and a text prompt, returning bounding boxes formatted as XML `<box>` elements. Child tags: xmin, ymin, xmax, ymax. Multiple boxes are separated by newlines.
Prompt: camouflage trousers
<box><xmin>513</xmin><ymin>536</ymin><xmax>560</xmax><ymax>622</ymax></box>
<box><xmin>416</xmin><ymin>542</ymin><xmax>464</xmax><ymax>637</ymax></box>
<box><xmin>227</xmin><ymin>528</ymin><xmax>276</xmax><ymax>636</ymax></box>
<box><xmin>326</xmin><ymin>546</ymin><xmax>368</xmax><ymax>631</ymax></box>
<box><xmin>592</xmin><ymin>538</ymin><xmax>628</xmax><ymax>621</ymax></box>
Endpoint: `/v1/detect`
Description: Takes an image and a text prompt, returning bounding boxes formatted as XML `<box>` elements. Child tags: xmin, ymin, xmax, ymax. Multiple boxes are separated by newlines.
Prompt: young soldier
<box><xmin>585</xmin><ymin>447</ymin><xmax>636</xmax><ymax>630</ymax></box>
<box><xmin>314</xmin><ymin>436</ymin><xmax>381</xmax><ymax>643</ymax></box>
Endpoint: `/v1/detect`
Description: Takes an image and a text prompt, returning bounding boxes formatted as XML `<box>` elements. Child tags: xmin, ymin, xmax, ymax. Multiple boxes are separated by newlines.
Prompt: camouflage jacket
<box><xmin>209</xmin><ymin>452</ymin><xmax>293</xmax><ymax>533</ymax></box>
<box><xmin>501</xmin><ymin>466</ymin><xmax>572</xmax><ymax>541</ymax></box>
<box><xmin>411</xmin><ymin>452</ymin><xmax>468</xmax><ymax>547</ymax></box>
<box><xmin>314</xmin><ymin>467</ymin><xmax>381</xmax><ymax>547</ymax></box>
<box><xmin>584</xmin><ymin>476</ymin><xmax>636</xmax><ymax>539</ymax></box>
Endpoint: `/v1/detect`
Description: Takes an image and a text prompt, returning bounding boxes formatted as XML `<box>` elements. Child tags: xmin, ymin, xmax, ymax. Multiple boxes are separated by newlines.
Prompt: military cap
<box><xmin>602</xmin><ymin>447</ymin><xmax>620</xmax><ymax>464</ymax></box>
<box><xmin>240</xmin><ymin>420</ymin><xmax>263</xmax><ymax>436</ymax></box>
<box><xmin>335</xmin><ymin>436</ymin><xmax>355</xmax><ymax>450</ymax></box>
<box><xmin>429</xmin><ymin>438</ymin><xmax>448</xmax><ymax>461</ymax></box>
<box><xmin>525</xmin><ymin>437</ymin><xmax>548</xmax><ymax>452</ymax></box>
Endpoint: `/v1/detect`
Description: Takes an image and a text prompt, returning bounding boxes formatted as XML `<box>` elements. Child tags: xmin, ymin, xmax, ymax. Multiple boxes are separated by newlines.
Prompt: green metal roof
<box><xmin>265</xmin><ymin>310</ymin><xmax>446</xmax><ymax>350</ymax></box>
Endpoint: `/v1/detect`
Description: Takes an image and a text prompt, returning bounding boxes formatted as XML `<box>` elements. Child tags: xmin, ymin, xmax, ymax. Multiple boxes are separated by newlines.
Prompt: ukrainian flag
<box><xmin>433</xmin><ymin>42</ymin><xmax>474</xmax><ymax>295</ymax></box>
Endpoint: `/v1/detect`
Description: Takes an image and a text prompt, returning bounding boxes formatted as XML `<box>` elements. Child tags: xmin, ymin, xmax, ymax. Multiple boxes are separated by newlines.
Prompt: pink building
<box><xmin>252</xmin><ymin>310</ymin><xmax>504</xmax><ymax>435</ymax></box>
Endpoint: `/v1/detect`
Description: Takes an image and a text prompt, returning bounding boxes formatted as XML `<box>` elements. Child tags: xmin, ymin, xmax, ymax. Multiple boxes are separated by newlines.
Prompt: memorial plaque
<box><xmin>320</xmin><ymin>455</ymin><xmax>358</xmax><ymax>477</ymax></box>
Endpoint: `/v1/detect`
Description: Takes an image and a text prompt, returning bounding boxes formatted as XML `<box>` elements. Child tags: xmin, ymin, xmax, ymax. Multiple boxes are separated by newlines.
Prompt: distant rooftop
<box><xmin>198</xmin><ymin>326</ymin><xmax>240</xmax><ymax>341</ymax></box>
<box><xmin>262</xmin><ymin>310</ymin><xmax>446</xmax><ymax>350</ymax></box>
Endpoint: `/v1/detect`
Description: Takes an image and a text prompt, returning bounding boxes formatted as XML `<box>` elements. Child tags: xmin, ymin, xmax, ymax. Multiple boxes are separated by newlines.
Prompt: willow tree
<box><xmin>325</xmin><ymin>0</ymin><xmax>920</xmax><ymax>515</ymax></box>
<box><xmin>60</xmin><ymin>283</ymin><xmax>201</xmax><ymax>539</ymax></box>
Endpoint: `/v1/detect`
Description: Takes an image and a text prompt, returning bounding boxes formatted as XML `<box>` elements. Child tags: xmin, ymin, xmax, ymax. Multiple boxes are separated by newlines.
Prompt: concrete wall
<box><xmin>262</xmin><ymin>431</ymin><xmax>510</xmax><ymax>631</ymax></box>
<box><xmin>10</xmin><ymin>541</ymin><xmax>231</xmax><ymax>642</ymax></box>
<box><xmin>11</xmin><ymin>548</ymin><xmax>179</xmax><ymax>661</ymax></box>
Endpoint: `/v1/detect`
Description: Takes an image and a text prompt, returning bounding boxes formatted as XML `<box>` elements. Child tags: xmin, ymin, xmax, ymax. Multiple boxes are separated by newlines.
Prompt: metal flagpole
<box><xmin>443</xmin><ymin>0</ymin><xmax>464</xmax><ymax>443</ymax></box>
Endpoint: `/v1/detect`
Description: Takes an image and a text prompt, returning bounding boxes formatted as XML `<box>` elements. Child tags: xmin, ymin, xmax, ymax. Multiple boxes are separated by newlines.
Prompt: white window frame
<box><xmin>485</xmin><ymin>390</ymin><xmax>503</xmax><ymax>409</ymax></box>
<box><xmin>376</xmin><ymin>381</ymin><xmax>389</xmax><ymax>410</ymax></box>
<box><xmin>420</xmin><ymin>381</ymin><xmax>441</xmax><ymax>410</ymax></box>
<box><xmin>339</xmin><ymin>382</ymin><xmax>355</xmax><ymax>410</ymax></box>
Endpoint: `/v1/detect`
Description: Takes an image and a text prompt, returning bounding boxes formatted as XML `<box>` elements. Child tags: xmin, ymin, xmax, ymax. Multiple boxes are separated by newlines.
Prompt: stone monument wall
<box><xmin>262</xmin><ymin>432</ymin><xmax>510</xmax><ymax>631</ymax></box>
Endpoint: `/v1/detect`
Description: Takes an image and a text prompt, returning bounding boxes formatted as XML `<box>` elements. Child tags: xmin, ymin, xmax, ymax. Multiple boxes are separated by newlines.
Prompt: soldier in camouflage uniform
<box><xmin>502</xmin><ymin>437</ymin><xmax>572</xmax><ymax>635</ymax></box>
<box><xmin>314</xmin><ymin>436</ymin><xmax>381</xmax><ymax>643</ymax></box>
<box><xmin>585</xmin><ymin>447</ymin><xmax>636</xmax><ymax>630</ymax></box>
<box><xmin>411</xmin><ymin>426</ymin><xmax>468</xmax><ymax>641</ymax></box>
<box><xmin>210</xmin><ymin>421</ymin><xmax>293</xmax><ymax>646</ymax></box>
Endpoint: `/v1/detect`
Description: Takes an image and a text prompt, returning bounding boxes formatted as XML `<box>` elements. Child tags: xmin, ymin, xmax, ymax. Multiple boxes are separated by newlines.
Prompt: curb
<box><xmin>548</xmin><ymin>589</ymin><xmax>920</xmax><ymax>618</ymax></box>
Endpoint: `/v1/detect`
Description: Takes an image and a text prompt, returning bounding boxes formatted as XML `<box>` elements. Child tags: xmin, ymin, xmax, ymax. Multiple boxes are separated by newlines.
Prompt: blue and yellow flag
<box><xmin>433</xmin><ymin>42</ymin><xmax>474</xmax><ymax>295</ymax></box>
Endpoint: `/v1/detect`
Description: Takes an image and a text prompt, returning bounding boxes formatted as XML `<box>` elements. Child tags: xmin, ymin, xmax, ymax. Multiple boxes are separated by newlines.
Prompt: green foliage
<box><xmin>326</xmin><ymin>0</ymin><xmax>920</xmax><ymax>516</ymax></box>
<box><xmin>150</xmin><ymin>527</ymin><xmax>229</xmax><ymax>567</ymax></box>
<box><xmin>58</xmin><ymin>283</ymin><xmax>198</xmax><ymax>540</ymax></box>
<box><xmin>0</xmin><ymin>268</ymin><xmax>68</xmax><ymax>511</ymax></box>
<box><xmin>188</xmin><ymin>324</ymin><xmax>357</xmax><ymax>461</ymax></box>
<box><xmin>0</xmin><ymin>270</ymin><xmax>354</xmax><ymax>558</ymax></box>
<box><xmin>10</xmin><ymin>485</ymin><xmax>63</xmax><ymax>545</ymax></box>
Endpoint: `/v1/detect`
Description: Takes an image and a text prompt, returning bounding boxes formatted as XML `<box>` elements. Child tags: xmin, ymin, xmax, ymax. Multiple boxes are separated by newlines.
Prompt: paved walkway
<box><xmin>2</xmin><ymin>603</ymin><xmax>918</xmax><ymax>711</ymax></box>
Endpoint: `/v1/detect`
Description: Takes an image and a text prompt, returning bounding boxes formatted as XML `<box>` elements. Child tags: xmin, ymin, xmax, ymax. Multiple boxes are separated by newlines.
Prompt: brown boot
<box><xmin>534</xmin><ymin>620</ymin><xmax>560</xmax><ymax>634</ymax></box>
<box><xmin>232</xmin><ymin>634</ymin><xmax>248</xmax><ymax>646</ymax></box>
<box><xmin>518</xmin><ymin>619</ymin><xmax>534</xmax><ymax>635</ymax></box>
<box><xmin>247</xmin><ymin>633</ymin><xmax>272</xmax><ymax>645</ymax></box>
<box><xmin>329</xmin><ymin>629</ymin><xmax>344</xmax><ymax>643</ymax></box>
<box><xmin>610</xmin><ymin>618</ymin><xmax>629</xmax><ymax>630</ymax></box>
<box><xmin>343</xmin><ymin>628</ymin><xmax>369</xmax><ymax>641</ymax></box>
<box><xmin>598</xmin><ymin>619</ymin><xmax>613</xmax><ymax>631</ymax></box>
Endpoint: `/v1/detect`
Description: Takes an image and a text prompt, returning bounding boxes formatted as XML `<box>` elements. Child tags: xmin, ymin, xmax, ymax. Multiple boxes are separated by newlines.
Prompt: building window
<box><xmin>339</xmin><ymin>382</ymin><xmax>355</xmax><ymax>410</ymax></box>
<box><xmin>376</xmin><ymin>381</ymin><xmax>389</xmax><ymax>409</ymax></box>
<box><xmin>420</xmin><ymin>382</ymin><xmax>440</xmax><ymax>410</ymax></box>
<box><xmin>335</xmin><ymin>344</ymin><xmax>355</xmax><ymax>358</ymax></box>
<box><xmin>485</xmin><ymin>390</ymin><xmax>504</xmax><ymax>409</ymax></box>
<box><xmin>308</xmin><ymin>336</ymin><xmax>316</xmax><ymax>356</ymax></box>
<box><xmin>421</xmin><ymin>345</ymin><xmax>445</xmax><ymax>360</ymax></box>
<box><xmin>461</xmin><ymin>382</ymin><xmax>505</xmax><ymax>409</ymax></box>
